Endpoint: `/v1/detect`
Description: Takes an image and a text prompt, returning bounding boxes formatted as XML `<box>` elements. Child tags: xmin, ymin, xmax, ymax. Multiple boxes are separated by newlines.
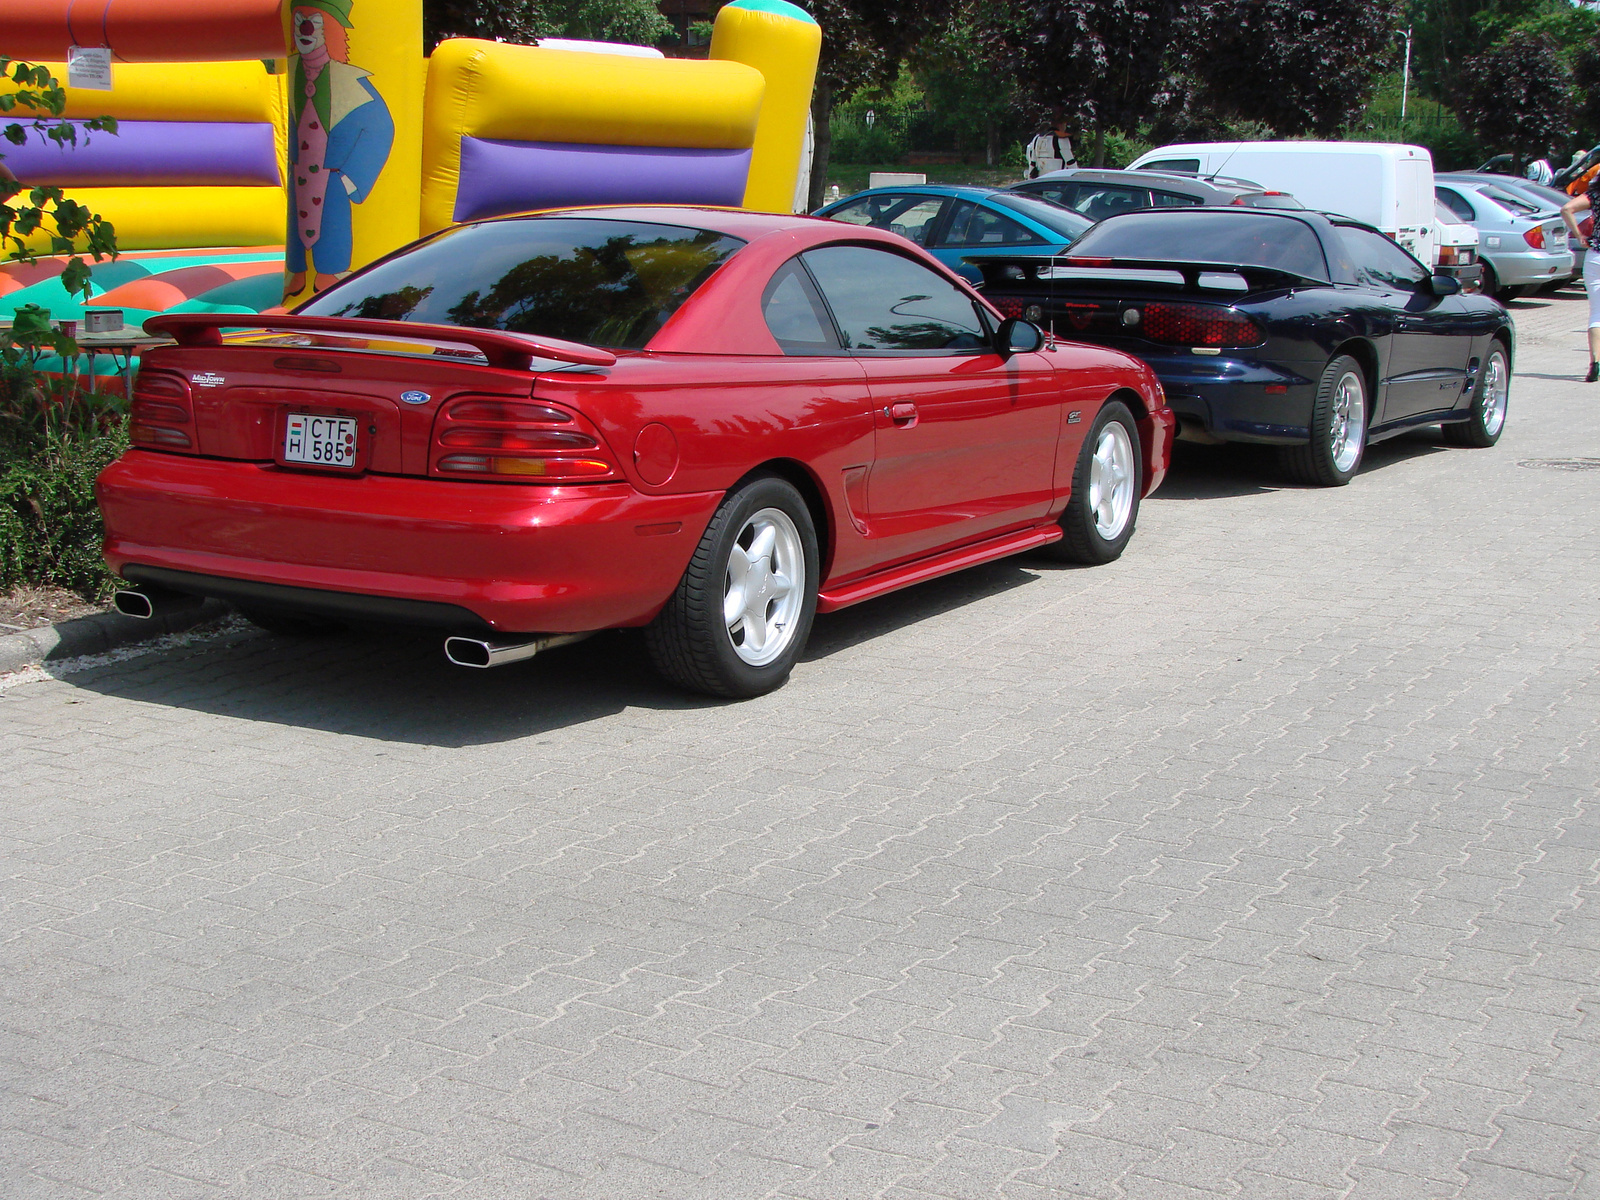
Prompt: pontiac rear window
<box><xmin>1067</xmin><ymin>211</ymin><xmax>1329</xmax><ymax>280</ymax></box>
<box><xmin>302</xmin><ymin>218</ymin><xmax>745</xmax><ymax>350</ymax></box>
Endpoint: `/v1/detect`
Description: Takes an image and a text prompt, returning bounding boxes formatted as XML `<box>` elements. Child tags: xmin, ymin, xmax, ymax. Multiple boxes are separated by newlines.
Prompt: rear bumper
<box><xmin>97</xmin><ymin>451</ymin><xmax>721</xmax><ymax>633</ymax></box>
<box><xmin>1485</xmin><ymin>246</ymin><xmax>1572</xmax><ymax>287</ymax></box>
<box><xmin>1145</xmin><ymin>356</ymin><xmax>1315</xmax><ymax>445</ymax></box>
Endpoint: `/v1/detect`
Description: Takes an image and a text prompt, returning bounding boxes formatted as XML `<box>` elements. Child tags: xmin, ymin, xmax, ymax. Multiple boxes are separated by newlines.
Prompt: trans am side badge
<box><xmin>400</xmin><ymin>391</ymin><xmax>431</xmax><ymax>405</ymax></box>
<box><xmin>1067</xmin><ymin>410</ymin><xmax>1083</xmax><ymax>424</ymax></box>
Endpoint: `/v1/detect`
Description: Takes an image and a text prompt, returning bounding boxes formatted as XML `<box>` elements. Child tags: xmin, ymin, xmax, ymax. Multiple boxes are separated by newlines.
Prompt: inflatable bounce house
<box><xmin>1</xmin><ymin>0</ymin><xmax>819</xmax><ymax>384</ymax></box>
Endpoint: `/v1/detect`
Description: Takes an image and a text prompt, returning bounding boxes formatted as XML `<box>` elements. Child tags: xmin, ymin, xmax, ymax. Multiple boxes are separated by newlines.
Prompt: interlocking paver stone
<box><xmin>2</xmin><ymin>290</ymin><xmax>1598</xmax><ymax>1197</ymax></box>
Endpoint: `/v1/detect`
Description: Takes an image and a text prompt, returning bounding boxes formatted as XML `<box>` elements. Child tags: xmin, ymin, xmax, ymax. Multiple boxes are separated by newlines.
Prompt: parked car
<box><xmin>812</xmin><ymin>184</ymin><xmax>1092</xmax><ymax>282</ymax></box>
<box><xmin>1128</xmin><ymin>141</ymin><xmax>1441</xmax><ymax>267</ymax></box>
<box><xmin>1009</xmin><ymin>167</ymin><xmax>1303</xmax><ymax>219</ymax></box>
<box><xmin>1433</xmin><ymin>174</ymin><xmax>1573</xmax><ymax>297</ymax></box>
<box><xmin>99</xmin><ymin>206</ymin><xmax>1174</xmax><ymax>698</ymax></box>
<box><xmin>1434</xmin><ymin>199</ymin><xmax>1483</xmax><ymax>292</ymax></box>
<box><xmin>973</xmin><ymin>207</ymin><xmax>1513</xmax><ymax>487</ymax></box>
<box><xmin>1451</xmin><ymin>172</ymin><xmax>1587</xmax><ymax>281</ymax></box>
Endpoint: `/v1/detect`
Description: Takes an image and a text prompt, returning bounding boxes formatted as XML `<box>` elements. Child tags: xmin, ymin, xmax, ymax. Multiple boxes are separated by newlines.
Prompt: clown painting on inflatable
<box><xmin>287</xmin><ymin>0</ymin><xmax>395</xmax><ymax>298</ymax></box>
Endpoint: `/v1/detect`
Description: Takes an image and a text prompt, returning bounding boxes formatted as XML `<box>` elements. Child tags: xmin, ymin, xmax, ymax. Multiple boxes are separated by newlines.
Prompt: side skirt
<box><xmin>817</xmin><ymin>525</ymin><xmax>1063</xmax><ymax>614</ymax></box>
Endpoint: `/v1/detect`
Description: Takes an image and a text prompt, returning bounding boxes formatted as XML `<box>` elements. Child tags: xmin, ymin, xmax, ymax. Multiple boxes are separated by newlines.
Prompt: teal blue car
<box><xmin>813</xmin><ymin>184</ymin><xmax>1092</xmax><ymax>283</ymax></box>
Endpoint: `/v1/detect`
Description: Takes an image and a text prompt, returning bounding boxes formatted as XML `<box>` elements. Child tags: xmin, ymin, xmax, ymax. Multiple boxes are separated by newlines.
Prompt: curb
<box><xmin>0</xmin><ymin>599</ymin><xmax>231</xmax><ymax>675</ymax></box>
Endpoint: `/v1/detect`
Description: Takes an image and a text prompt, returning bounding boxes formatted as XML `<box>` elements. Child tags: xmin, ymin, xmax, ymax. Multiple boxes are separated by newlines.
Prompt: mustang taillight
<box><xmin>128</xmin><ymin>370</ymin><xmax>195</xmax><ymax>451</ymax></box>
<box><xmin>1138</xmin><ymin>302</ymin><xmax>1265</xmax><ymax>349</ymax></box>
<box><xmin>1523</xmin><ymin>225</ymin><xmax>1546</xmax><ymax>249</ymax></box>
<box><xmin>430</xmin><ymin>396</ymin><xmax>618</xmax><ymax>482</ymax></box>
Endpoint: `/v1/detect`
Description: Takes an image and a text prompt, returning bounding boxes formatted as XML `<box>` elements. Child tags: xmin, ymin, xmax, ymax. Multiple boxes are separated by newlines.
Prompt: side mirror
<box><xmin>1430</xmin><ymin>274</ymin><xmax>1462</xmax><ymax>297</ymax></box>
<box><xmin>996</xmin><ymin>317</ymin><xmax>1045</xmax><ymax>358</ymax></box>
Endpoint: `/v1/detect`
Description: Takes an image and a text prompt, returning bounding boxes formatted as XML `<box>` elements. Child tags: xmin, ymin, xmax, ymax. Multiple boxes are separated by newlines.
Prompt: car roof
<box><xmin>1020</xmin><ymin>167</ymin><xmax>1265</xmax><ymax>194</ymax></box>
<box><xmin>821</xmin><ymin>184</ymin><xmax>1009</xmax><ymax>202</ymax></box>
<box><xmin>496</xmin><ymin>204</ymin><xmax>830</xmax><ymax>239</ymax></box>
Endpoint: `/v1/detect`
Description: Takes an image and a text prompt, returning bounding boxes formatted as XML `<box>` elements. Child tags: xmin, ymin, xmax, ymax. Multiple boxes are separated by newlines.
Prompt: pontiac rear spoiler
<box><xmin>968</xmin><ymin>255</ymin><xmax>1320</xmax><ymax>295</ymax></box>
<box><xmin>143</xmin><ymin>313</ymin><xmax>618</xmax><ymax>370</ymax></box>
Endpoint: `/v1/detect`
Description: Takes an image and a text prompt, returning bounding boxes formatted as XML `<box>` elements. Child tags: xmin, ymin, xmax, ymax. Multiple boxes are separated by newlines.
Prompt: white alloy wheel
<box><xmin>1481</xmin><ymin>350</ymin><xmax>1508</xmax><ymax>436</ymax></box>
<box><xmin>724</xmin><ymin>507</ymin><xmax>804</xmax><ymax>667</ymax></box>
<box><xmin>1090</xmin><ymin>420</ymin><xmax>1137</xmax><ymax>540</ymax></box>
<box><xmin>1328</xmin><ymin>369</ymin><xmax>1366</xmax><ymax>475</ymax></box>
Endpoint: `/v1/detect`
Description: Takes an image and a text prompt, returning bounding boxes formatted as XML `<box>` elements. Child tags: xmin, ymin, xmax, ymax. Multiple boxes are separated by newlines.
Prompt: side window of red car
<box><xmin>762</xmin><ymin>259</ymin><xmax>840</xmax><ymax>355</ymax></box>
<box><xmin>802</xmin><ymin>245</ymin><xmax>987</xmax><ymax>352</ymax></box>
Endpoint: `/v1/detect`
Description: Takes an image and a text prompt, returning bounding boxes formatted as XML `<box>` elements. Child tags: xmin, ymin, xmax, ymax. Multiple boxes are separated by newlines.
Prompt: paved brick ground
<box><xmin>3</xmin><ymin>290</ymin><xmax>1598</xmax><ymax>1199</ymax></box>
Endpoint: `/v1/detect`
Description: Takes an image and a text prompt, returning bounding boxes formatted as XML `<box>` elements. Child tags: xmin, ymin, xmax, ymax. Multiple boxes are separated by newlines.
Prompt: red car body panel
<box><xmin>98</xmin><ymin>206</ymin><xmax>1174</xmax><ymax>635</ymax></box>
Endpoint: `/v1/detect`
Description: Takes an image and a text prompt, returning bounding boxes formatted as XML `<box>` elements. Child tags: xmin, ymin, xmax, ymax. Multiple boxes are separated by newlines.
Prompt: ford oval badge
<box><xmin>400</xmin><ymin>390</ymin><xmax>431</xmax><ymax>405</ymax></box>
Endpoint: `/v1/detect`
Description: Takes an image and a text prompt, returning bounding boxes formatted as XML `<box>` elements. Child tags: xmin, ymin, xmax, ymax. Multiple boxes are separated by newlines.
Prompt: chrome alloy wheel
<box><xmin>723</xmin><ymin>507</ymin><xmax>804</xmax><ymax>667</ymax></box>
<box><xmin>1090</xmin><ymin>420</ymin><xmax>1136</xmax><ymax>540</ymax></box>
<box><xmin>1329</xmin><ymin>369</ymin><xmax>1367</xmax><ymax>475</ymax></box>
<box><xmin>1482</xmin><ymin>351</ymin><xmax>1509</xmax><ymax>436</ymax></box>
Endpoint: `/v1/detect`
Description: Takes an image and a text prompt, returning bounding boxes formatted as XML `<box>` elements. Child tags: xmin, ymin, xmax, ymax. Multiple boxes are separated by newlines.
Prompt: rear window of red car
<box><xmin>301</xmin><ymin>218</ymin><xmax>746</xmax><ymax>350</ymax></box>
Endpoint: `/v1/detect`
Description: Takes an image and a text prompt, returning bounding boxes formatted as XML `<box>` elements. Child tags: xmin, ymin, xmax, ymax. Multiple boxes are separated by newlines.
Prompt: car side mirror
<box><xmin>996</xmin><ymin>317</ymin><xmax>1045</xmax><ymax>358</ymax></box>
<box><xmin>1429</xmin><ymin>274</ymin><xmax>1462</xmax><ymax>297</ymax></box>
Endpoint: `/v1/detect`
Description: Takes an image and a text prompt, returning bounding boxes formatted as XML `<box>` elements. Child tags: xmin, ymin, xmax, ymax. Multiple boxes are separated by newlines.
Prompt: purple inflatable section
<box><xmin>4</xmin><ymin>120</ymin><xmax>280</xmax><ymax>187</ymax></box>
<box><xmin>453</xmin><ymin>138</ymin><xmax>752</xmax><ymax>223</ymax></box>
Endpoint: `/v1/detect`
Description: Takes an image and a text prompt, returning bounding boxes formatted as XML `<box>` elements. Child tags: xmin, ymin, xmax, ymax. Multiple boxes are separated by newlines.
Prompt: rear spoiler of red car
<box><xmin>143</xmin><ymin>313</ymin><xmax>618</xmax><ymax>370</ymax></box>
<box><xmin>968</xmin><ymin>255</ymin><xmax>1320</xmax><ymax>296</ymax></box>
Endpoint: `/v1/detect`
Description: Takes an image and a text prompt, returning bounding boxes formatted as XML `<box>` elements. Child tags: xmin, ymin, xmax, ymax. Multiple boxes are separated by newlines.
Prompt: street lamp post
<box><xmin>1400</xmin><ymin>25</ymin><xmax>1413</xmax><ymax>127</ymax></box>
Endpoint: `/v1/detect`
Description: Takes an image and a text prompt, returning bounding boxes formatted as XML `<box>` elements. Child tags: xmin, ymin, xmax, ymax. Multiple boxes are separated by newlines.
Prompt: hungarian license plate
<box><xmin>284</xmin><ymin>413</ymin><xmax>358</xmax><ymax>468</ymax></box>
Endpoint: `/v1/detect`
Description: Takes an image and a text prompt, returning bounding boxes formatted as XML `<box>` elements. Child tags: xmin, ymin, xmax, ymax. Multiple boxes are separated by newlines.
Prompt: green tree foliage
<box><xmin>1193</xmin><ymin>0</ymin><xmax>1403</xmax><ymax>136</ymax></box>
<box><xmin>422</xmin><ymin>0</ymin><xmax>544</xmax><ymax>49</ymax></box>
<box><xmin>421</xmin><ymin>0</ymin><xmax>672</xmax><ymax>51</ymax></box>
<box><xmin>803</xmin><ymin>0</ymin><xmax>959</xmax><ymax>208</ymax></box>
<box><xmin>542</xmin><ymin>0</ymin><xmax>672</xmax><ymax>45</ymax></box>
<box><xmin>1406</xmin><ymin>0</ymin><xmax>1599</xmax><ymax>97</ymax></box>
<box><xmin>980</xmin><ymin>0</ymin><xmax>1194</xmax><ymax>164</ymax></box>
<box><xmin>907</xmin><ymin>17</ymin><xmax>1022</xmax><ymax>166</ymax></box>
<box><xmin>1455</xmin><ymin>29</ymin><xmax>1572</xmax><ymax>169</ymax></box>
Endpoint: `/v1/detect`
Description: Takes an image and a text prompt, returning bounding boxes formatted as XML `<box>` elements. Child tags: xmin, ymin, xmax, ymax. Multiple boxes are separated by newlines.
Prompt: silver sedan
<box><xmin>1435</xmin><ymin>174</ymin><xmax>1574</xmax><ymax>298</ymax></box>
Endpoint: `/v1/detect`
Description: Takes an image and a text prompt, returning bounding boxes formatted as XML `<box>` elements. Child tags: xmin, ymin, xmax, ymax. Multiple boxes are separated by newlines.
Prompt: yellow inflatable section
<box><xmin>1</xmin><ymin>60</ymin><xmax>286</xmax><ymax>126</ymax></box>
<box><xmin>420</xmin><ymin>0</ymin><xmax>820</xmax><ymax>229</ymax></box>
<box><xmin>3</xmin><ymin>60</ymin><xmax>288</xmax><ymax>252</ymax></box>
<box><xmin>710</xmin><ymin>0</ymin><xmax>821</xmax><ymax>213</ymax></box>
<box><xmin>18</xmin><ymin>188</ymin><xmax>286</xmax><ymax>254</ymax></box>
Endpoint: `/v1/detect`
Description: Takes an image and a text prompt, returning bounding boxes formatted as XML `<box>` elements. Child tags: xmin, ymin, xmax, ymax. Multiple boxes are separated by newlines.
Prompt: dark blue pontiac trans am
<box><xmin>974</xmin><ymin>207</ymin><xmax>1514</xmax><ymax>486</ymax></box>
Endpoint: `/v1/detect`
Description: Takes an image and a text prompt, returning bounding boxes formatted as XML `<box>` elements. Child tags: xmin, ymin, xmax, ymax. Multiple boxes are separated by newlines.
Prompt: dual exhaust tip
<box><xmin>115</xmin><ymin>587</ymin><xmax>587</xmax><ymax>670</ymax></box>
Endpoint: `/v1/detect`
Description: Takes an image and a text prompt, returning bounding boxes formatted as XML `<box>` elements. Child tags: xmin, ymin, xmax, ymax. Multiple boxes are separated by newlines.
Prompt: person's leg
<box><xmin>1586</xmin><ymin>249</ymin><xmax>1600</xmax><ymax>380</ymax></box>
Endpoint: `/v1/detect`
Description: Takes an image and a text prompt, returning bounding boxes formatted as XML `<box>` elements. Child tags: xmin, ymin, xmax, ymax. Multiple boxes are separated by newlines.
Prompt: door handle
<box><xmin>887</xmin><ymin>402</ymin><xmax>918</xmax><ymax>425</ymax></box>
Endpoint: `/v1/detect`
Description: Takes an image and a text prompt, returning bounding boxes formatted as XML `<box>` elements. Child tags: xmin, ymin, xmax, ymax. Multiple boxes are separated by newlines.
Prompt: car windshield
<box><xmin>1066</xmin><ymin>211</ymin><xmax>1329</xmax><ymax>279</ymax></box>
<box><xmin>301</xmin><ymin>218</ymin><xmax>746</xmax><ymax>349</ymax></box>
<box><xmin>989</xmin><ymin>192</ymin><xmax>1093</xmax><ymax>240</ymax></box>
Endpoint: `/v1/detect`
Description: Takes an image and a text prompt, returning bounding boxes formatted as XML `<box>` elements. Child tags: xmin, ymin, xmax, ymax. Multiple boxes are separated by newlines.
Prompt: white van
<box><xmin>1128</xmin><ymin>141</ymin><xmax>1439</xmax><ymax>267</ymax></box>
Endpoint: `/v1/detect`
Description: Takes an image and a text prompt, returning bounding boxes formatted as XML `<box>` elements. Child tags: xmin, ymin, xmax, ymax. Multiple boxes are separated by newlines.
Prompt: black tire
<box><xmin>236</xmin><ymin>605</ymin><xmax>342</xmax><ymax>636</ymax></box>
<box><xmin>1279</xmin><ymin>354</ymin><xmax>1368</xmax><ymax>487</ymax></box>
<box><xmin>1480</xmin><ymin>261</ymin><xmax>1501</xmax><ymax>299</ymax></box>
<box><xmin>1441</xmin><ymin>341</ymin><xmax>1509</xmax><ymax>448</ymax></box>
<box><xmin>645</xmin><ymin>476</ymin><xmax>819</xmax><ymax>699</ymax></box>
<box><xmin>1044</xmin><ymin>399</ymin><xmax>1142</xmax><ymax>565</ymax></box>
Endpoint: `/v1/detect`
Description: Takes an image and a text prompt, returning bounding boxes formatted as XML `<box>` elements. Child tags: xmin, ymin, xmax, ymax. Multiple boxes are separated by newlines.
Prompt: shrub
<box><xmin>1</xmin><ymin>308</ymin><xmax>128</xmax><ymax>599</ymax></box>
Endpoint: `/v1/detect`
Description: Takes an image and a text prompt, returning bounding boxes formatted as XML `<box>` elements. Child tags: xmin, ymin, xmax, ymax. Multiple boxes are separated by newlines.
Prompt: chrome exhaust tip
<box><xmin>113</xmin><ymin>587</ymin><xmax>206</xmax><ymax>621</ymax></box>
<box><xmin>444</xmin><ymin>631</ymin><xmax>592</xmax><ymax>669</ymax></box>
<box><xmin>113</xmin><ymin>589</ymin><xmax>155</xmax><ymax>619</ymax></box>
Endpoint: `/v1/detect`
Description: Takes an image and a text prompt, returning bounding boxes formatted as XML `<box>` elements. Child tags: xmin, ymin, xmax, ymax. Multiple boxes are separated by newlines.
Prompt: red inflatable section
<box><xmin>4</xmin><ymin>0</ymin><xmax>286</xmax><ymax>63</ymax></box>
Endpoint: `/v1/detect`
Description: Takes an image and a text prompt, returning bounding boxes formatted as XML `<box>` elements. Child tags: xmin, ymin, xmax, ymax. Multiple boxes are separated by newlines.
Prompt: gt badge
<box><xmin>400</xmin><ymin>390</ymin><xmax>431</xmax><ymax>405</ymax></box>
<box><xmin>190</xmin><ymin>372</ymin><xmax>225</xmax><ymax>388</ymax></box>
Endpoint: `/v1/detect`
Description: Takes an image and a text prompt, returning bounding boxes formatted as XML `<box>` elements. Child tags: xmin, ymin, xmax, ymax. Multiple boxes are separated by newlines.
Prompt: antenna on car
<box><xmin>1209</xmin><ymin>142</ymin><xmax>1247</xmax><ymax>183</ymax></box>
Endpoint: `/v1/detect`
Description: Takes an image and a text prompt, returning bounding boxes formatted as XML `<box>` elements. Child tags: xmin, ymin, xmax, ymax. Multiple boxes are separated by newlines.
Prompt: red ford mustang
<box><xmin>99</xmin><ymin>206</ymin><xmax>1174</xmax><ymax>697</ymax></box>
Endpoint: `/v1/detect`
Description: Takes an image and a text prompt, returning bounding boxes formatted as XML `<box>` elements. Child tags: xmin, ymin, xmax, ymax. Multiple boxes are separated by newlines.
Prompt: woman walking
<box><xmin>1561</xmin><ymin>180</ymin><xmax>1600</xmax><ymax>381</ymax></box>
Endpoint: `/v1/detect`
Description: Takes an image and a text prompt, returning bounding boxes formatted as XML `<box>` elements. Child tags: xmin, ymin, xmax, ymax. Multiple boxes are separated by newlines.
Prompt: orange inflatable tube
<box><xmin>4</xmin><ymin>0</ymin><xmax>286</xmax><ymax>63</ymax></box>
